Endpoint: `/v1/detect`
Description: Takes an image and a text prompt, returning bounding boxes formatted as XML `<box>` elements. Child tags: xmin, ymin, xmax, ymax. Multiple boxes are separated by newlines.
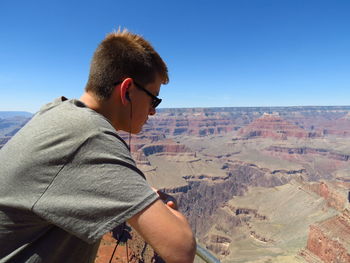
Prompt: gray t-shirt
<box><xmin>0</xmin><ymin>97</ymin><xmax>158</xmax><ymax>263</ymax></box>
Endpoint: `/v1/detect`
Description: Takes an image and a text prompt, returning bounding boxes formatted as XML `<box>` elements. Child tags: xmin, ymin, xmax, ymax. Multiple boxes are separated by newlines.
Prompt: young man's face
<box><xmin>129</xmin><ymin>76</ymin><xmax>162</xmax><ymax>134</ymax></box>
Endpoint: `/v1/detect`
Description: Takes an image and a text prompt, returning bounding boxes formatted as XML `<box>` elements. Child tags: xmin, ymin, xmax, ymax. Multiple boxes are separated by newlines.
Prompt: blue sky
<box><xmin>0</xmin><ymin>0</ymin><xmax>349</xmax><ymax>113</ymax></box>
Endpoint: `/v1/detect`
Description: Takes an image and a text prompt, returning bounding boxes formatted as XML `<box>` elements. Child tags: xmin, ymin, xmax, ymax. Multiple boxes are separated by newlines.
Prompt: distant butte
<box><xmin>238</xmin><ymin>112</ymin><xmax>320</xmax><ymax>139</ymax></box>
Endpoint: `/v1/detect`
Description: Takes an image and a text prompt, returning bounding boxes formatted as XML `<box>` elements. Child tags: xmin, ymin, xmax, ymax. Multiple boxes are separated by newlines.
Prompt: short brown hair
<box><xmin>85</xmin><ymin>29</ymin><xmax>169</xmax><ymax>100</ymax></box>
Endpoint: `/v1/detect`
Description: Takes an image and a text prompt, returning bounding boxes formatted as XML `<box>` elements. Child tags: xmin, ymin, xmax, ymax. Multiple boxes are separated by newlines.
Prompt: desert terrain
<box><xmin>1</xmin><ymin>106</ymin><xmax>350</xmax><ymax>262</ymax></box>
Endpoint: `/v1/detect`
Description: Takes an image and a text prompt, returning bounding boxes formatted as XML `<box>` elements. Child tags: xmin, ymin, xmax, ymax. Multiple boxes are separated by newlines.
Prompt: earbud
<box><xmin>126</xmin><ymin>92</ymin><xmax>131</xmax><ymax>102</ymax></box>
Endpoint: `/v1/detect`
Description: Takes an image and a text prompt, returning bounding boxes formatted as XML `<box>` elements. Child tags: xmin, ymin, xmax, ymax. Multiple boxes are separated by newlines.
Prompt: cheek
<box><xmin>133</xmin><ymin>104</ymin><xmax>149</xmax><ymax>121</ymax></box>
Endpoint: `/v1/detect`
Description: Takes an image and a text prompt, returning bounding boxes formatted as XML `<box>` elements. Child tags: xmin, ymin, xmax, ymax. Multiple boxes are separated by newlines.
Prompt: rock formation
<box><xmin>238</xmin><ymin>113</ymin><xmax>319</xmax><ymax>140</ymax></box>
<box><xmin>301</xmin><ymin>209</ymin><xmax>350</xmax><ymax>263</ymax></box>
<box><xmin>304</xmin><ymin>181</ymin><xmax>348</xmax><ymax>211</ymax></box>
<box><xmin>266</xmin><ymin>146</ymin><xmax>350</xmax><ymax>162</ymax></box>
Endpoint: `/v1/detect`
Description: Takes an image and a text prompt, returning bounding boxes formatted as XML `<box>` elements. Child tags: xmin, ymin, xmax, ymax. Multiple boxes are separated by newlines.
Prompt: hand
<box><xmin>154</xmin><ymin>189</ymin><xmax>178</xmax><ymax>210</ymax></box>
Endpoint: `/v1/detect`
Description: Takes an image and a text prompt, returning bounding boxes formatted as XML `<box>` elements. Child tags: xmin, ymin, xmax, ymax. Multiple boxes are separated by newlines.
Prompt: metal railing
<box><xmin>196</xmin><ymin>244</ymin><xmax>221</xmax><ymax>263</ymax></box>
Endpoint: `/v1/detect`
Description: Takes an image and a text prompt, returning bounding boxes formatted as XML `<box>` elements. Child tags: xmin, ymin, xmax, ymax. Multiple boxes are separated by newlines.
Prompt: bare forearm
<box><xmin>128</xmin><ymin>199</ymin><xmax>196</xmax><ymax>263</ymax></box>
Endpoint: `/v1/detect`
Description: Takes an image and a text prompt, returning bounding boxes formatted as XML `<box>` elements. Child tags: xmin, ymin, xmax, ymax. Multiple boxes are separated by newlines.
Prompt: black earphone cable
<box><xmin>108</xmin><ymin>101</ymin><xmax>132</xmax><ymax>263</ymax></box>
<box><xmin>108</xmin><ymin>237</ymin><xmax>122</xmax><ymax>263</ymax></box>
<box><xmin>129</xmin><ymin>98</ymin><xmax>132</xmax><ymax>148</ymax></box>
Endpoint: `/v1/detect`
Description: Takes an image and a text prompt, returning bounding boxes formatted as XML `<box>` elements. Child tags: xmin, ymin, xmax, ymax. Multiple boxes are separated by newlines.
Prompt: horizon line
<box><xmin>1</xmin><ymin>104</ymin><xmax>350</xmax><ymax>115</ymax></box>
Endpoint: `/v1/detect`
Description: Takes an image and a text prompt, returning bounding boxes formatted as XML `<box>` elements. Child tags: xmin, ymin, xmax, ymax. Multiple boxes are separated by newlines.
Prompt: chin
<box><xmin>131</xmin><ymin>126</ymin><xmax>143</xmax><ymax>134</ymax></box>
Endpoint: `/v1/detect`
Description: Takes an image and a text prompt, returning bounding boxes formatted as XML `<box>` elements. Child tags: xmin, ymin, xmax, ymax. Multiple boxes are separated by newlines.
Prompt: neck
<box><xmin>80</xmin><ymin>92</ymin><xmax>118</xmax><ymax>128</ymax></box>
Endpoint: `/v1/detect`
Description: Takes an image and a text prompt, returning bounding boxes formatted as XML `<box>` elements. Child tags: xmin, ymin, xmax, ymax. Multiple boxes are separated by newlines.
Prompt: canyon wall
<box><xmin>302</xmin><ymin>209</ymin><xmax>350</xmax><ymax>263</ymax></box>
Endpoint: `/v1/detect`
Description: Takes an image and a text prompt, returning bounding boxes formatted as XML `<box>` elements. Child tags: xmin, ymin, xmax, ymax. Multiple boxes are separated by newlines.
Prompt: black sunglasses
<box><xmin>114</xmin><ymin>80</ymin><xmax>162</xmax><ymax>108</ymax></box>
<box><xmin>133</xmin><ymin>81</ymin><xmax>162</xmax><ymax>108</ymax></box>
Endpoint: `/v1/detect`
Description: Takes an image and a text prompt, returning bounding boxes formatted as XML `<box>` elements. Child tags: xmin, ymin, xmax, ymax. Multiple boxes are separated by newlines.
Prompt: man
<box><xmin>0</xmin><ymin>29</ymin><xmax>196</xmax><ymax>263</ymax></box>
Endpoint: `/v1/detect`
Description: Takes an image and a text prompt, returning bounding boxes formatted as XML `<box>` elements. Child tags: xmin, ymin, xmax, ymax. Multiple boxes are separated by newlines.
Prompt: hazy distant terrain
<box><xmin>0</xmin><ymin>111</ymin><xmax>32</xmax><ymax>119</ymax></box>
<box><xmin>0</xmin><ymin>111</ymin><xmax>32</xmax><ymax>148</ymax></box>
<box><xmin>2</xmin><ymin>107</ymin><xmax>350</xmax><ymax>263</ymax></box>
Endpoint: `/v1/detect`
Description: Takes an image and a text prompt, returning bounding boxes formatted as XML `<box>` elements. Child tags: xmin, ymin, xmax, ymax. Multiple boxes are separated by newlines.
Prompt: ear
<box><xmin>120</xmin><ymin>78</ymin><xmax>133</xmax><ymax>105</ymax></box>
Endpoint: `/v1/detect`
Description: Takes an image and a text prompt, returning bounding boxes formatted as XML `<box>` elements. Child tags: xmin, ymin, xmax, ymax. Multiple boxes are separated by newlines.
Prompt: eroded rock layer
<box><xmin>303</xmin><ymin>209</ymin><xmax>350</xmax><ymax>263</ymax></box>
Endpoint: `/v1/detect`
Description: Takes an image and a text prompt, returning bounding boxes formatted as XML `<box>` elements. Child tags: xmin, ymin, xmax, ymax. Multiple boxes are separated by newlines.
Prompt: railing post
<box><xmin>196</xmin><ymin>244</ymin><xmax>221</xmax><ymax>263</ymax></box>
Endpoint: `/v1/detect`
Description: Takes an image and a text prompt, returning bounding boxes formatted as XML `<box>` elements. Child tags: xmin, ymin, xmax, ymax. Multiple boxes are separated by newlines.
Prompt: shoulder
<box><xmin>12</xmin><ymin>97</ymin><xmax>130</xmax><ymax>162</ymax></box>
<box><xmin>32</xmin><ymin>97</ymin><xmax>117</xmax><ymax>141</ymax></box>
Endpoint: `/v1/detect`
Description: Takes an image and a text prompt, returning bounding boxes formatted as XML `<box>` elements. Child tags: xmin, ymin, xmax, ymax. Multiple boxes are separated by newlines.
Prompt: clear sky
<box><xmin>1</xmin><ymin>0</ymin><xmax>349</xmax><ymax>113</ymax></box>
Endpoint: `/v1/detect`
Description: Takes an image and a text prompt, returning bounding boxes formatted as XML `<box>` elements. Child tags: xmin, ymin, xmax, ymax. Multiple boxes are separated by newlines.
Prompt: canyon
<box><xmin>0</xmin><ymin>112</ymin><xmax>31</xmax><ymax>149</ymax></box>
<box><xmin>1</xmin><ymin>106</ymin><xmax>350</xmax><ymax>262</ymax></box>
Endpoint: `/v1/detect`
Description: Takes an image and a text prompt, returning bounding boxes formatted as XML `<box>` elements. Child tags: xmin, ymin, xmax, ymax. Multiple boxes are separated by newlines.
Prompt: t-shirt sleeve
<box><xmin>32</xmin><ymin>129</ymin><xmax>159</xmax><ymax>244</ymax></box>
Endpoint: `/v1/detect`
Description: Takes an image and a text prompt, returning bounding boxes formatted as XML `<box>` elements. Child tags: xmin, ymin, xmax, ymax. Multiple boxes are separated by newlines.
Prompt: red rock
<box><xmin>95</xmin><ymin>233</ymin><xmax>130</xmax><ymax>263</ymax></box>
<box><xmin>304</xmin><ymin>209</ymin><xmax>350</xmax><ymax>263</ymax></box>
<box><xmin>238</xmin><ymin>113</ymin><xmax>320</xmax><ymax>139</ymax></box>
<box><xmin>303</xmin><ymin>182</ymin><xmax>347</xmax><ymax>211</ymax></box>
